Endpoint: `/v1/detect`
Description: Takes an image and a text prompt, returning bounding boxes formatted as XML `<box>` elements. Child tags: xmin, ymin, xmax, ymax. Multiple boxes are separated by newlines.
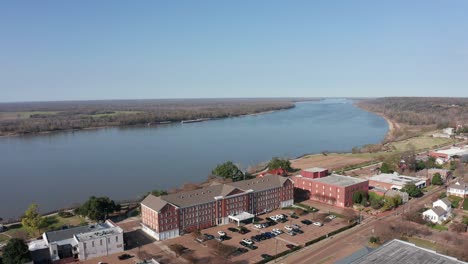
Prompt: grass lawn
<box><xmin>89</xmin><ymin>111</ymin><xmax>141</xmax><ymax>118</ymax></box>
<box><xmin>388</xmin><ymin>136</ymin><xmax>453</xmax><ymax>152</ymax></box>
<box><xmin>431</xmin><ymin>224</ymin><xmax>448</xmax><ymax>231</ymax></box>
<box><xmin>406</xmin><ymin>237</ymin><xmax>437</xmax><ymax>251</ymax></box>
<box><xmin>422</xmin><ymin>185</ymin><xmax>436</xmax><ymax>192</ymax></box>
<box><xmin>0</xmin><ymin>233</ymin><xmax>10</xmax><ymax>242</ymax></box>
<box><xmin>4</xmin><ymin>214</ymin><xmax>86</xmax><ymax>241</ymax></box>
<box><xmin>42</xmin><ymin>214</ymin><xmax>87</xmax><ymax>231</ymax></box>
<box><xmin>448</xmin><ymin>195</ymin><xmax>463</xmax><ymax>208</ymax></box>
<box><xmin>0</xmin><ymin>111</ymin><xmax>59</xmax><ymax>120</ymax></box>
<box><xmin>464</xmin><ymin>199</ymin><xmax>468</xmax><ymax>211</ymax></box>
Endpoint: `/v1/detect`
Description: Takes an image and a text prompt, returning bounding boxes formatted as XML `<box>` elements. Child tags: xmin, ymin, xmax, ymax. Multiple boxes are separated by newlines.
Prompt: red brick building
<box><xmin>258</xmin><ymin>168</ymin><xmax>287</xmax><ymax>177</ymax></box>
<box><xmin>300</xmin><ymin>167</ymin><xmax>328</xmax><ymax>179</ymax></box>
<box><xmin>141</xmin><ymin>174</ymin><xmax>294</xmax><ymax>240</ymax></box>
<box><xmin>293</xmin><ymin>174</ymin><xmax>368</xmax><ymax>207</ymax></box>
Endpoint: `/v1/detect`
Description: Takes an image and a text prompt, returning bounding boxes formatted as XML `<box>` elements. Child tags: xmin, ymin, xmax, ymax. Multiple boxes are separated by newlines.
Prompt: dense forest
<box><xmin>0</xmin><ymin>98</ymin><xmax>312</xmax><ymax>136</ymax></box>
<box><xmin>357</xmin><ymin>97</ymin><xmax>468</xmax><ymax>127</ymax></box>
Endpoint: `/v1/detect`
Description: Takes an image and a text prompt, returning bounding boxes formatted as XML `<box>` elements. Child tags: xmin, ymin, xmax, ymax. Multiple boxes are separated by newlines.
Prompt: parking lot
<box><xmin>161</xmin><ymin>207</ymin><xmax>349</xmax><ymax>263</ymax></box>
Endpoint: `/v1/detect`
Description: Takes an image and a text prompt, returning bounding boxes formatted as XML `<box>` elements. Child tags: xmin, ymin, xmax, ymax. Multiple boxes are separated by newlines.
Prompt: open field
<box><xmin>388</xmin><ymin>133</ymin><xmax>454</xmax><ymax>152</ymax></box>
<box><xmin>291</xmin><ymin>133</ymin><xmax>459</xmax><ymax>172</ymax></box>
<box><xmin>291</xmin><ymin>154</ymin><xmax>373</xmax><ymax>171</ymax></box>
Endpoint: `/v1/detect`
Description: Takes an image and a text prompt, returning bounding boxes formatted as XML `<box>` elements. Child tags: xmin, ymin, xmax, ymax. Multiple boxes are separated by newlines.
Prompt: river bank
<box><xmin>0</xmin><ymin>104</ymin><xmax>297</xmax><ymax>138</ymax></box>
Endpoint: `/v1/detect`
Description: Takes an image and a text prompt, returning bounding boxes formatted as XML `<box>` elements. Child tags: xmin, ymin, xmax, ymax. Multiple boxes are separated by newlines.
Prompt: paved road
<box><xmin>273</xmin><ymin>184</ymin><xmax>445</xmax><ymax>264</ymax></box>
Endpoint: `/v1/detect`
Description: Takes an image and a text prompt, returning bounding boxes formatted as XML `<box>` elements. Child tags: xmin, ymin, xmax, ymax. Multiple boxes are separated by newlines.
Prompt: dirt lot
<box><xmin>291</xmin><ymin>154</ymin><xmax>373</xmax><ymax>171</ymax></box>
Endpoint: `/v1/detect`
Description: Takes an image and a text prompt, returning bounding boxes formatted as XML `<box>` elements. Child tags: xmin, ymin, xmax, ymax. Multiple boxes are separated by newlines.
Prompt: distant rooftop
<box><xmin>44</xmin><ymin>221</ymin><xmax>119</xmax><ymax>244</ymax></box>
<box><xmin>304</xmin><ymin>174</ymin><xmax>367</xmax><ymax>187</ymax></box>
<box><xmin>435</xmin><ymin>147</ymin><xmax>468</xmax><ymax>157</ymax></box>
<box><xmin>74</xmin><ymin>223</ymin><xmax>123</xmax><ymax>242</ymax></box>
<box><xmin>303</xmin><ymin>167</ymin><xmax>327</xmax><ymax>173</ymax></box>
<box><xmin>369</xmin><ymin>173</ymin><xmax>426</xmax><ymax>186</ymax></box>
<box><xmin>350</xmin><ymin>239</ymin><xmax>466</xmax><ymax>264</ymax></box>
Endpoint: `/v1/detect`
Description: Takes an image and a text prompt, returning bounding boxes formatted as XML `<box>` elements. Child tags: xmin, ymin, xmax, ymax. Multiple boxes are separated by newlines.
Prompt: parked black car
<box><xmin>290</xmin><ymin>214</ymin><xmax>299</xmax><ymax>219</ymax></box>
<box><xmin>118</xmin><ymin>254</ymin><xmax>133</xmax><ymax>260</ymax></box>
<box><xmin>228</xmin><ymin>227</ymin><xmax>239</xmax><ymax>232</ymax></box>
<box><xmin>246</xmin><ymin>244</ymin><xmax>257</xmax><ymax>250</ymax></box>
<box><xmin>261</xmin><ymin>254</ymin><xmax>273</xmax><ymax>259</ymax></box>
<box><xmin>293</xmin><ymin>228</ymin><xmax>304</xmax><ymax>234</ymax></box>
<box><xmin>301</xmin><ymin>220</ymin><xmax>312</xmax><ymax>225</ymax></box>
<box><xmin>231</xmin><ymin>247</ymin><xmax>248</xmax><ymax>256</ymax></box>
<box><xmin>203</xmin><ymin>233</ymin><xmax>214</xmax><ymax>240</ymax></box>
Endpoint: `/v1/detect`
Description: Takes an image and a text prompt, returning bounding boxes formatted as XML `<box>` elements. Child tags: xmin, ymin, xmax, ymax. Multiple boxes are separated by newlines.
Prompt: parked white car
<box><xmin>292</xmin><ymin>224</ymin><xmax>300</xmax><ymax>229</ymax></box>
<box><xmin>254</xmin><ymin>224</ymin><xmax>263</xmax><ymax>229</ymax></box>
<box><xmin>217</xmin><ymin>231</ymin><xmax>226</xmax><ymax>236</ymax></box>
<box><xmin>270</xmin><ymin>215</ymin><xmax>278</xmax><ymax>221</ymax></box>
<box><xmin>284</xmin><ymin>225</ymin><xmax>293</xmax><ymax>231</ymax></box>
<box><xmin>242</xmin><ymin>238</ymin><xmax>253</xmax><ymax>245</ymax></box>
<box><xmin>313</xmin><ymin>222</ymin><xmax>323</xmax><ymax>226</ymax></box>
<box><xmin>276</xmin><ymin>214</ymin><xmax>284</xmax><ymax>219</ymax></box>
<box><xmin>326</xmin><ymin>215</ymin><xmax>336</xmax><ymax>220</ymax></box>
<box><xmin>272</xmin><ymin>228</ymin><xmax>283</xmax><ymax>235</ymax></box>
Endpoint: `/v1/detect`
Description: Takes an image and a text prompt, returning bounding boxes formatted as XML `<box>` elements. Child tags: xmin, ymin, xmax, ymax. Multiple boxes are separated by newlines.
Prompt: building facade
<box><xmin>293</xmin><ymin>174</ymin><xmax>369</xmax><ymax>207</ymax></box>
<box><xmin>447</xmin><ymin>181</ymin><xmax>468</xmax><ymax>198</ymax></box>
<box><xmin>141</xmin><ymin>174</ymin><xmax>294</xmax><ymax>241</ymax></box>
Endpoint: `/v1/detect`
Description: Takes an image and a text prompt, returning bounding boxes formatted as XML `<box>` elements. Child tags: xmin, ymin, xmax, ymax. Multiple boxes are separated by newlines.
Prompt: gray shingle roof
<box><xmin>228</xmin><ymin>174</ymin><xmax>292</xmax><ymax>192</ymax></box>
<box><xmin>439</xmin><ymin>198</ymin><xmax>452</xmax><ymax>207</ymax></box>
<box><xmin>449</xmin><ymin>181</ymin><xmax>468</xmax><ymax>190</ymax></box>
<box><xmin>161</xmin><ymin>184</ymin><xmax>226</xmax><ymax>207</ymax></box>
<box><xmin>350</xmin><ymin>239</ymin><xmax>466</xmax><ymax>264</ymax></box>
<box><xmin>141</xmin><ymin>174</ymin><xmax>291</xmax><ymax>210</ymax></box>
<box><xmin>141</xmin><ymin>194</ymin><xmax>168</xmax><ymax>212</ymax></box>
<box><xmin>432</xmin><ymin>206</ymin><xmax>447</xmax><ymax>217</ymax></box>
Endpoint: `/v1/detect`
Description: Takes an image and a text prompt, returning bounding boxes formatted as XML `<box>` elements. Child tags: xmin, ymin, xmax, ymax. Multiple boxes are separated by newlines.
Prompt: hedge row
<box><xmin>255</xmin><ymin>246</ymin><xmax>303</xmax><ymax>264</ymax></box>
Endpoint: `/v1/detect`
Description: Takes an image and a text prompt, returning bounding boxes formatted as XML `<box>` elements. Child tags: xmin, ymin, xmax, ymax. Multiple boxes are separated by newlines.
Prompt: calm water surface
<box><xmin>0</xmin><ymin>99</ymin><xmax>387</xmax><ymax>219</ymax></box>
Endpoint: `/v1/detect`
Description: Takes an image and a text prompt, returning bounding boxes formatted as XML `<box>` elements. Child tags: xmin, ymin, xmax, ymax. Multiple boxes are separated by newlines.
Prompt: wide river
<box><xmin>0</xmin><ymin>99</ymin><xmax>388</xmax><ymax>219</ymax></box>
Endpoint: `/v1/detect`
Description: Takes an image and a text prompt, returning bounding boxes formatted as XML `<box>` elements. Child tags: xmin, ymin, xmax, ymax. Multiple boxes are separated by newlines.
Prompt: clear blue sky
<box><xmin>1</xmin><ymin>1</ymin><xmax>467</xmax><ymax>102</ymax></box>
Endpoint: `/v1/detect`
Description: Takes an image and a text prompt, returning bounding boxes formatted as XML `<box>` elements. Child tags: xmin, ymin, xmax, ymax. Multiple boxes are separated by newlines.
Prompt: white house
<box><xmin>29</xmin><ymin>220</ymin><xmax>124</xmax><ymax>262</ymax></box>
<box><xmin>447</xmin><ymin>181</ymin><xmax>468</xmax><ymax>198</ymax></box>
<box><xmin>433</xmin><ymin>198</ymin><xmax>452</xmax><ymax>214</ymax></box>
<box><xmin>422</xmin><ymin>198</ymin><xmax>452</xmax><ymax>224</ymax></box>
<box><xmin>443</xmin><ymin>128</ymin><xmax>454</xmax><ymax>136</ymax></box>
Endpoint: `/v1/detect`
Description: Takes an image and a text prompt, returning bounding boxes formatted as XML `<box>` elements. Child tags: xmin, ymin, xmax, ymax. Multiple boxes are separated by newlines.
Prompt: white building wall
<box><xmin>78</xmin><ymin>233</ymin><xmax>124</xmax><ymax>260</ymax></box>
<box><xmin>422</xmin><ymin>210</ymin><xmax>439</xmax><ymax>223</ymax></box>
<box><xmin>141</xmin><ymin>224</ymin><xmax>180</xmax><ymax>241</ymax></box>
<box><xmin>280</xmin><ymin>199</ymin><xmax>294</xmax><ymax>208</ymax></box>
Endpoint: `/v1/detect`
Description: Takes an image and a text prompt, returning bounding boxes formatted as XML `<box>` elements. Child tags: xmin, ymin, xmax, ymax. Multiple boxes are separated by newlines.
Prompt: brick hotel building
<box><xmin>294</xmin><ymin>174</ymin><xmax>368</xmax><ymax>207</ymax></box>
<box><xmin>141</xmin><ymin>174</ymin><xmax>294</xmax><ymax>240</ymax></box>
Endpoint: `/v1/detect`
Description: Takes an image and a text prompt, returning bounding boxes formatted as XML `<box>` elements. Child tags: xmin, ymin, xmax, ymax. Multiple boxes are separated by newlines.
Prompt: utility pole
<box><xmin>275</xmin><ymin>239</ymin><xmax>278</xmax><ymax>263</ymax></box>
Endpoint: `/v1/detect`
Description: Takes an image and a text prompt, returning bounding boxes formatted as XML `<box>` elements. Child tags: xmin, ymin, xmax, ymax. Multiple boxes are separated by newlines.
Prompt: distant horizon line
<box><xmin>2</xmin><ymin>96</ymin><xmax>467</xmax><ymax>104</ymax></box>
